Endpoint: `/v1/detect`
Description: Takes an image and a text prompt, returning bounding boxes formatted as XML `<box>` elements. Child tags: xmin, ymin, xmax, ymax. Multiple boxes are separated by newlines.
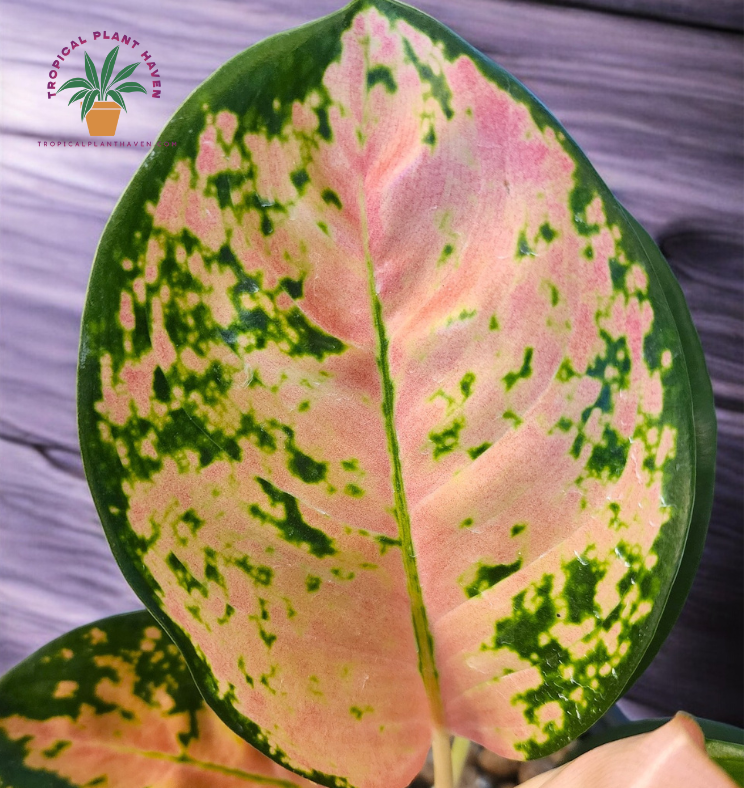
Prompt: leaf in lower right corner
<box><xmin>520</xmin><ymin>716</ymin><xmax>739</xmax><ymax>787</ymax></box>
<box><xmin>567</xmin><ymin>716</ymin><xmax>743</xmax><ymax>787</ymax></box>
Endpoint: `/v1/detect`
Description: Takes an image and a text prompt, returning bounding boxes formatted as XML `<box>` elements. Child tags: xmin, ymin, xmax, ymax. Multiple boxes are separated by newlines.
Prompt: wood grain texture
<box><xmin>534</xmin><ymin>0</ymin><xmax>744</xmax><ymax>32</ymax></box>
<box><xmin>1</xmin><ymin>0</ymin><xmax>742</xmax><ymax>735</ymax></box>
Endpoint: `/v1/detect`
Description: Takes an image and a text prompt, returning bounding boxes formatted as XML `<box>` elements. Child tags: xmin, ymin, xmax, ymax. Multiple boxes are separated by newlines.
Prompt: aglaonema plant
<box><xmin>10</xmin><ymin>0</ymin><xmax>723</xmax><ymax>785</ymax></box>
<box><xmin>0</xmin><ymin>611</ymin><xmax>744</xmax><ymax>788</ymax></box>
<box><xmin>57</xmin><ymin>46</ymin><xmax>147</xmax><ymax>119</ymax></box>
<box><xmin>1</xmin><ymin>611</ymin><xmax>737</xmax><ymax>786</ymax></box>
<box><xmin>0</xmin><ymin>612</ymin><xmax>318</xmax><ymax>787</ymax></box>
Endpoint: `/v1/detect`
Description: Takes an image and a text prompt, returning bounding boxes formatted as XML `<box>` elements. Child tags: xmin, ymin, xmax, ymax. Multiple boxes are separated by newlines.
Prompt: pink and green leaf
<box><xmin>77</xmin><ymin>1</ymin><xmax>715</xmax><ymax>786</ymax></box>
<box><xmin>0</xmin><ymin>611</ymin><xmax>320</xmax><ymax>788</ymax></box>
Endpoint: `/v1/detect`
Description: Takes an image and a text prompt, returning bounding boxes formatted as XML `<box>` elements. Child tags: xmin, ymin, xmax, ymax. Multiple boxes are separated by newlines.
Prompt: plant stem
<box><xmin>451</xmin><ymin>737</ymin><xmax>471</xmax><ymax>786</ymax></box>
<box><xmin>432</xmin><ymin>727</ymin><xmax>454</xmax><ymax>788</ymax></box>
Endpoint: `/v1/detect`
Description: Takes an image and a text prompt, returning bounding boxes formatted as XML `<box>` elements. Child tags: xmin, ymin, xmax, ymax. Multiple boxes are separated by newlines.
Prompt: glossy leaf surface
<box><xmin>570</xmin><ymin>716</ymin><xmax>744</xmax><ymax>786</ymax></box>
<box><xmin>78</xmin><ymin>1</ymin><xmax>715</xmax><ymax>785</ymax></box>
<box><xmin>520</xmin><ymin>715</ymin><xmax>739</xmax><ymax>788</ymax></box>
<box><xmin>0</xmin><ymin>612</ymin><xmax>319</xmax><ymax>788</ymax></box>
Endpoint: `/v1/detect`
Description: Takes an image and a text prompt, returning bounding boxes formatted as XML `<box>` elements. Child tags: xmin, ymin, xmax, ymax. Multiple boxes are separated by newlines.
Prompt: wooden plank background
<box><xmin>1</xmin><ymin>0</ymin><xmax>742</xmax><ymax>733</ymax></box>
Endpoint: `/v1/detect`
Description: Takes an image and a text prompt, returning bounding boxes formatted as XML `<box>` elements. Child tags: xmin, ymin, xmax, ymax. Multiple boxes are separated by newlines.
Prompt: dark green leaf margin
<box><xmin>619</xmin><ymin>211</ymin><xmax>716</xmax><ymax>689</ymax></box>
<box><xmin>0</xmin><ymin>611</ymin><xmax>195</xmax><ymax>788</ymax></box>
<box><xmin>77</xmin><ymin>0</ymin><xmax>716</xmax><ymax>777</ymax></box>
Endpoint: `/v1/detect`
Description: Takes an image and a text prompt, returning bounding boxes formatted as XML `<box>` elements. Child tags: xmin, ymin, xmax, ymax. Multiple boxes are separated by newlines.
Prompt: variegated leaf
<box><xmin>78</xmin><ymin>1</ymin><xmax>715</xmax><ymax>786</ymax></box>
<box><xmin>0</xmin><ymin>612</ymin><xmax>319</xmax><ymax>788</ymax></box>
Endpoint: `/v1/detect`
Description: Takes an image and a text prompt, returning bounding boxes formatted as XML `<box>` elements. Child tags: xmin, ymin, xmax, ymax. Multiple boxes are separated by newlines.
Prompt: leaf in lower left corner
<box><xmin>0</xmin><ymin>611</ymin><xmax>318</xmax><ymax>788</ymax></box>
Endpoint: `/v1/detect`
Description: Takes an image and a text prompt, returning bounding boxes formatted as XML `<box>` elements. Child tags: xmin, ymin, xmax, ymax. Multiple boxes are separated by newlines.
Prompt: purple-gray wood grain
<box><xmin>1</xmin><ymin>0</ymin><xmax>742</xmax><ymax>730</ymax></box>
<box><xmin>534</xmin><ymin>0</ymin><xmax>743</xmax><ymax>31</ymax></box>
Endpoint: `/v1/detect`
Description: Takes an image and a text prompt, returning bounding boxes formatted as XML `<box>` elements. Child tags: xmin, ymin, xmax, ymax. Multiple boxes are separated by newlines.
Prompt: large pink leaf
<box><xmin>78</xmin><ymin>1</ymin><xmax>714</xmax><ymax>786</ymax></box>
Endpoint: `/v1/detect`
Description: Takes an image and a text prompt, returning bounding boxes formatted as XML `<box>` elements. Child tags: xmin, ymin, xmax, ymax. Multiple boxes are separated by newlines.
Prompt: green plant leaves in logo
<box><xmin>56</xmin><ymin>77</ymin><xmax>90</xmax><ymax>93</ymax></box>
<box><xmin>66</xmin><ymin>88</ymin><xmax>89</xmax><ymax>106</ymax></box>
<box><xmin>79</xmin><ymin>89</ymin><xmax>97</xmax><ymax>121</ymax></box>
<box><xmin>78</xmin><ymin>1</ymin><xmax>715</xmax><ymax>786</ymax></box>
<box><xmin>107</xmin><ymin>89</ymin><xmax>127</xmax><ymax>113</ymax></box>
<box><xmin>56</xmin><ymin>46</ymin><xmax>148</xmax><ymax>117</ymax></box>
<box><xmin>84</xmin><ymin>51</ymin><xmax>100</xmax><ymax>93</ymax></box>
<box><xmin>109</xmin><ymin>61</ymin><xmax>141</xmax><ymax>87</ymax></box>
<box><xmin>115</xmin><ymin>80</ymin><xmax>148</xmax><ymax>94</ymax></box>
<box><xmin>99</xmin><ymin>45</ymin><xmax>120</xmax><ymax>96</ymax></box>
<box><xmin>106</xmin><ymin>82</ymin><xmax>148</xmax><ymax>114</ymax></box>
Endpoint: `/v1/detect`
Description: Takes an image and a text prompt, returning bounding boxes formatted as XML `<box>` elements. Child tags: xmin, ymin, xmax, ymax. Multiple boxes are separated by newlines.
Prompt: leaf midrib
<box><xmin>358</xmin><ymin>182</ymin><xmax>445</xmax><ymax>731</ymax></box>
<box><xmin>29</xmin><ymin>735</ymin><xmax>301</xmax><ymax>787</ymax></box>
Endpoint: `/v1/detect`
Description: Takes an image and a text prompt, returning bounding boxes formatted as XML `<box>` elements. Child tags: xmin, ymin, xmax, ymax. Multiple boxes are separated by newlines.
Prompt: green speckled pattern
<box><xmin>0</xmin><ymin>612</ymin><xmax>319</xmax><ymax>787</ymax></box>
<box><xmin>77</xmin><ymin>1</ymin><xmax>715</xmax><ymax>786</ymax></box>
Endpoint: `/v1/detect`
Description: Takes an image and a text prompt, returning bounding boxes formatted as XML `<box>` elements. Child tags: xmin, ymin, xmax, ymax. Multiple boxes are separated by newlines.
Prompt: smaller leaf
<box><xmin>569</xmin><ymin>716</ymin><xmax>743</xmax><ymax>787</ymax></box>
<box><xmin>109</xmin><ymin>61</ymin><xmax>140</xmax><ymax>86</ymax></box>
<box><xmin>67</xmin><ymin>88</ymin><xmax>88</xmax><ymax>106</ymax></box>
<box><xmin>0</xmin><ymin>611</ymin><xmax>320</xmax><ymax>788</ymax></box>
<box><xmin>80</xmin><ymin>89</ymin><xmax>97</xmax><ymax>122</ymax></box>
<box><xmin>107</xmin><ymin>89</ymin><xmax>126</xmax><ymax>112</ymax></box>
<box><xmin>520</xmin><ymin>715</ymin><xmax>739</xmax><ymax>788</ymax></box>
<box><xmin>56</xmin><ymin>77</ymin><xmax>91</xmax><ymax>93</ymax></box>
<box><xmin>115</xmin><ymin>81</ymin><xmax>147</xmax><ymax>94</ymax></box>
<box><xmin>99</xmin><ymin>45</ymin><xmax>119</xmax><ymax>95</ymax></box>
<box><xmin>84</xmin><ymin>51</ymin><xmax>100</xmax><ymax>95</ymax></box>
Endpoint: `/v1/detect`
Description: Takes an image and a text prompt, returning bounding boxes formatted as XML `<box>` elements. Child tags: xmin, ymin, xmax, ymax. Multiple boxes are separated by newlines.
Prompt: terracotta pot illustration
<box><xmin>82</xmin><ymin>101</ymin><xmax>122</xmax><ymax>137</ymax></box>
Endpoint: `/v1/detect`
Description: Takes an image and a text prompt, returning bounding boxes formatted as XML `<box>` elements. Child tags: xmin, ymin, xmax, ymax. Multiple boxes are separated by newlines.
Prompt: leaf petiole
<box><xmin>432</xmin><ymin>727</ymin><xmax>454</xmax><ymax>788</ymax></box>
<box><xmin>451</xmin><ymin>737</ymin><xmax>471</xmax><ymax>786</ymax></box>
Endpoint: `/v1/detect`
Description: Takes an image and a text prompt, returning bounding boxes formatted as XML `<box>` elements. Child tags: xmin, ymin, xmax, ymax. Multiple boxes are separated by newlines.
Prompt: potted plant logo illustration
<box><xmin>57</xmin><ymin>46</ymin><xmax>147</xmax><ymax>137</ymax></box>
